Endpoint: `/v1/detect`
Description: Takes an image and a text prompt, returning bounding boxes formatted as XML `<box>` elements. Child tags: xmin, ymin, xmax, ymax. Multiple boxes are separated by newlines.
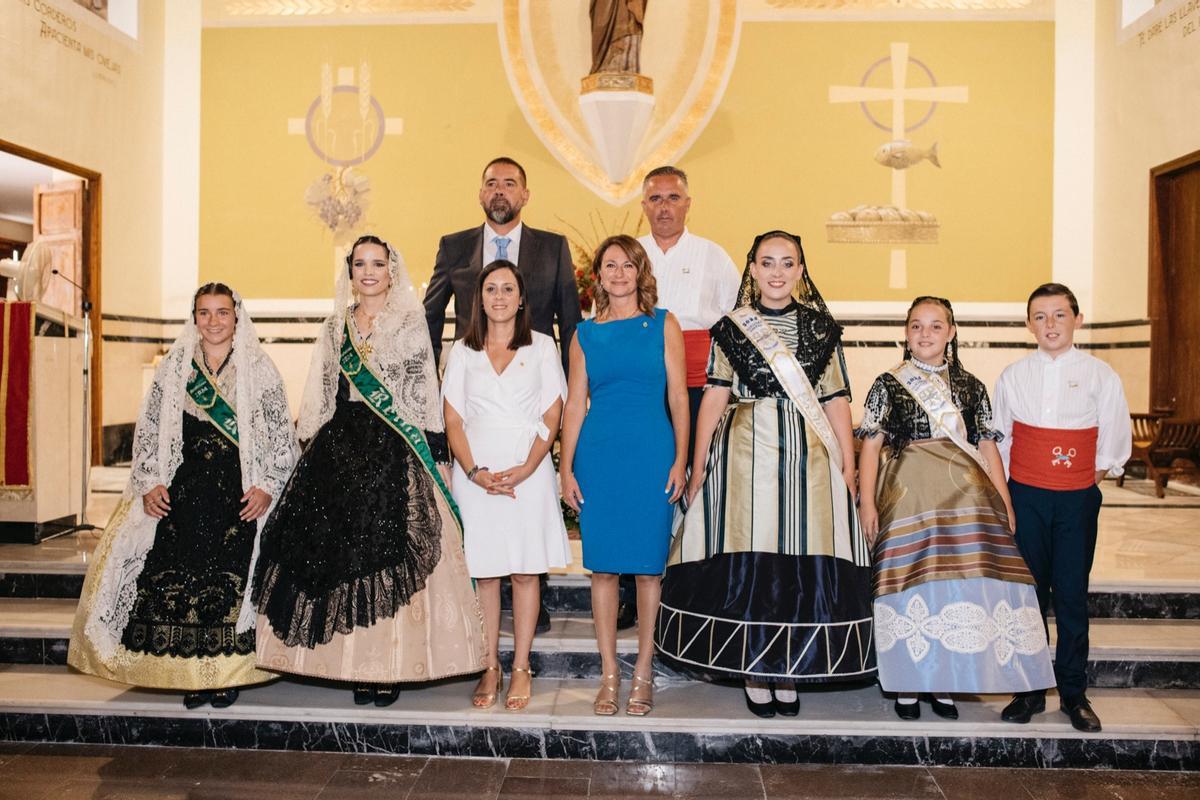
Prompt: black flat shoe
<box><xmin>744</xmin><ymin>688</ymin><xmax>776</xmax><ymax>719</ymax></box>
<box><xmin>771</xmin><ymin>690</ymin><xmax>799</xmax><ymax>717</ymax></box>
<box><xmin>183</xmin><ymin>692</ymin><xmax>210</xmax><ymax>710</ymax></box>
<box><xmin>353</xmin><ymin>685</ymin><xmax>375</xmax><ymax>706</ymax></box>
<box><xmin>374</xmin><ymin>685</ymin><xmax>401</xmax><ymax>708</ymax></box>
<box><xmin>894</xmin><ymin>700</ymin><xmax>921</xmax><ymax>720</ymax></box>
<box><xmin>1060</xmin><ymin>696</ymin><xmax>1102</xmax><ymax>732</ymax></box>
<box><xmin>1001</xmin><ymin>692</ymin><xmax>1045</xmax><ymax>724</ymax></box>
<box><xmin>210</xmin><ymin>688</ymin><xmax>239</xmax><ymax>709</ymax></box>
<box><xmin>927</xmin><ymin>696</ymin><xmax>958</xmax><ymax>720</ymax></box>
<box><xmin>615</xmin><ymin>601</ymin><xmax>638</xmax><ymax>631</ymax></box>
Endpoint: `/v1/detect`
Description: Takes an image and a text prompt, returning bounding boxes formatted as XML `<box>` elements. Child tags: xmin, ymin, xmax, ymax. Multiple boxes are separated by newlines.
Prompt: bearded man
<box><xmin>425</xmin><ymin>157</ymin><xmax>581</xmax><ymax>376</ymax></box>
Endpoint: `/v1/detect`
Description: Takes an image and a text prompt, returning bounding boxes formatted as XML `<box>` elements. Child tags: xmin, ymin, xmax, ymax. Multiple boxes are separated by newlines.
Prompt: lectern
<box><xmin>0</xmin><ymin>301</ymin><xmax>85</xmax><ymax>543</ymax></box>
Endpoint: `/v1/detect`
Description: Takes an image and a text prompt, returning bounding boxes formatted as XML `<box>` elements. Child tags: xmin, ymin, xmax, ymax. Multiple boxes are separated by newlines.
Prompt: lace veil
<box><xmin>84</xmin><ymin>290</ymin><xmax>299</xmax><ymax>661</ymax></box>
<box><xmin>296</xmin><ymin>235</ymin><xmax>441</xmax><ymax>441</ymax></box>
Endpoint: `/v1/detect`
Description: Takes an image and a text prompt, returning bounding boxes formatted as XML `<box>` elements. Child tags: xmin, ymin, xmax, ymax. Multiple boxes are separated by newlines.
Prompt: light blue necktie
<box><xmin>495</xmin><ymin>236</ymin><xmax>511</xmax><ymax>262</ymax></box>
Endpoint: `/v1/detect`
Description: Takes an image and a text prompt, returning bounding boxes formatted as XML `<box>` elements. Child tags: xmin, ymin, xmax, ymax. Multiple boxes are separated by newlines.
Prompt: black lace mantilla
<box><xmin>710</xmin><ymin>302</ymin><xmax>843</xmax><ymax>397</ymax></box>
<box><xmin>252</xmin><ymin>375</ymin><xmax>445</xmax><ymax>649</ymax></box>
<box><xmin>122</xmin><ymin>412</ymin><xmax>257</xmax><ymax>659</ymax></box>
<box><xmin>857</xmin><ymin>366</ymin><xmax>1003</xmax><ymax>453</ymax></box>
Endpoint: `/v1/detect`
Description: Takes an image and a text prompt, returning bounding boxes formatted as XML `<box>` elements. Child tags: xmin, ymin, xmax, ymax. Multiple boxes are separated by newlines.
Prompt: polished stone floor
<box><xmin>0</xmin><ymin>743</ymin><xmax>1196</xmax><ymax>799</ymax></box>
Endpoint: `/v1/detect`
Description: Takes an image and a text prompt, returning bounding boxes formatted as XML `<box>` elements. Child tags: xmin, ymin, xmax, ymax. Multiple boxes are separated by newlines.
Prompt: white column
<box><xmin>160</xmin><ymin>1</ymin><xmax>202</xmax><ymax>317</ymax></box>
<box><xmin>1051</xmin><ymin>0</ymin><xmax>1097</xmax><ymax>318</ymax></box>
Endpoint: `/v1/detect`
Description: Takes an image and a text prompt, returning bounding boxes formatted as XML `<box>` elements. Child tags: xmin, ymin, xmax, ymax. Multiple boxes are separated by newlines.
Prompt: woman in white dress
<box><xmin>442</xmin><ymin>259</ymin><xmax>570</xmax><ymax>711</ymax></box>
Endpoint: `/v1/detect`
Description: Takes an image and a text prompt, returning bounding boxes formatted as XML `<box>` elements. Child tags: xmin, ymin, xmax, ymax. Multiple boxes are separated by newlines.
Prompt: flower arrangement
<box><xmin>556</xmin><ymin>210</ymin><xmax>646</xmax><ymax>315</ymax></box>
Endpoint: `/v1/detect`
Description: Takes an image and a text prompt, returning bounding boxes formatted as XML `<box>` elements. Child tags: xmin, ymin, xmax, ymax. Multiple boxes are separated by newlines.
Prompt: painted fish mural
<box><xmin>874</xmin><ymin>140</ymin><xmax>940</xmax><ymax>170</ymax></box>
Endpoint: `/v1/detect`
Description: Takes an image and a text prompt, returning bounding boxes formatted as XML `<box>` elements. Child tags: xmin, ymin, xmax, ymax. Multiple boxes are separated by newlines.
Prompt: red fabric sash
<box><xmin>1010</xmin><ymin>420</ymin><xmax>1098</xmax><ymax>491</ymax></box>
<box><xmin>682</xmin><ymin>329</ymin><xmax>711</xmax><ymax>389</ymax></box>
<box><xmin>0</xmin><ymin>301</ymin><xmax>34</xmax><ymax>489</ymax></box>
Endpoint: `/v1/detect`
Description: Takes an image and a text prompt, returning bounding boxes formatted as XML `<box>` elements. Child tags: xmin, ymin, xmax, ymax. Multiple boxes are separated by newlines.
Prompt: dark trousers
<box><xmin>1008</xmin><ymin>479</ymin><xmax>1103</xmax><ymax>701</ymax></box>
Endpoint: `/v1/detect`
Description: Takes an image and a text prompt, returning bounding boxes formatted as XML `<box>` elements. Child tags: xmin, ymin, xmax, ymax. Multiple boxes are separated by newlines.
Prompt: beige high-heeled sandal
<box><xmin>593</xmin><ymin>673</ymin><xmax>620</xmax><ymax>716</ymax></box>
<box><xmin>626</xmin><ymin>674</ymin><xmax>654</xmax><ymax>716</ymax></box>
<box><xmin>505</xmin><ymin>665</ymin><xmax>534</xmax><ymax>711</ymax></box>
<box><xmin>472</xmin><ymin>666</ymin><xmax>503</xmax><ymax>709</ymax></box>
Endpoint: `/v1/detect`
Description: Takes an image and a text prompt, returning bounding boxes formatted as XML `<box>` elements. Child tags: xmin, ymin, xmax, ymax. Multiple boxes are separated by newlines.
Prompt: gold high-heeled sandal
<box><xmin>505</xmin><ymin>665</ymin><xmax>534</xmax><ymax>711</ymax></box>
<box><xmin>593</xmin><ymin>673</ymin><xmax>620</xmax><ymax>716</ymax></box>
<box><xmin>626</xmin><ymin>674</ymin><xmax>654</xmax><ymax>716</ymax></box>
<box><xmin>472</xmin><ymin>666</ymin><xmax>503</xmax><ymax>709</ymax></box>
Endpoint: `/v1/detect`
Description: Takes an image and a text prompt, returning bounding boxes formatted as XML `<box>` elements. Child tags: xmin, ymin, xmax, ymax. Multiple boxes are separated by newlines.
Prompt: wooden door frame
<box><xmin>0</xmin><ymin>138</ymin><xmax>103</xmax><ymax>465</ymax></box>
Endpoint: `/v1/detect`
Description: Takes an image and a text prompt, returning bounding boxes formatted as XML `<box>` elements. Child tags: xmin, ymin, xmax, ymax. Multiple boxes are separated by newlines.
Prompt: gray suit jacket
<box><xmin>424</xmin><ymin>223</ymin><xmax>582</xmax><ymax>375</ymax></box>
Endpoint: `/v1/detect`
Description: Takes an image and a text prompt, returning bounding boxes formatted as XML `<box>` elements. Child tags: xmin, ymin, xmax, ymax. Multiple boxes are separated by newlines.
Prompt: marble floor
<box><xmin>6</xmin><ymin>470</ymin><xmax>1200</xmax><ymax>592</ymax></box>
<box><xmin>0</xmin><ymin>743</ymin><xmax>1195</xmax><ymax>800</ymax></box>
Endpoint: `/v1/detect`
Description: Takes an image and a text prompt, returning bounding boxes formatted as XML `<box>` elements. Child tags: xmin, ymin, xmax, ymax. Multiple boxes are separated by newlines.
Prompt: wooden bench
<box><xmin>1119</xmin><ymin>416</ymin><xmax>1200</xmax><ymax>497</ymax></box>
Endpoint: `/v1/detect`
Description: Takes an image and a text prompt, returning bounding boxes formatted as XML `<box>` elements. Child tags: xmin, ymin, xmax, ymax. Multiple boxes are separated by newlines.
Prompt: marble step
<box><xmin>2</xmin><ymin>599</ymin><xmax>1198</xmax><ymax>688</ymax></box>
<box><xmin>1</xmin><ymin>565</ymin><xmax>1197</xmax><ymax>620</ymax></box>
<box><xmin>0</xmin><ymin>664</ymin><xmax>1196</xmax><ymax>769</ymax></box>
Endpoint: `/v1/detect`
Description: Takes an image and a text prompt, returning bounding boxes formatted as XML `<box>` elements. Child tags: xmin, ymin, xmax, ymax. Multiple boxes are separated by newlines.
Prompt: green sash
<box><xmin>187</xmin><ymin>360</ymin><xmax>239</xmax><ymax>446</ymax></box>
<box><xmin>338</xmin><ymin>320</ymin><xmax>463</xmax><ymax>531</ymax></box>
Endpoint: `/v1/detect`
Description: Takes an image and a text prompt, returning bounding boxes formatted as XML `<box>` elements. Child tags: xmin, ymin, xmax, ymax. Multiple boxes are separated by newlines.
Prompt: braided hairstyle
<box><xmin>903</xmin><ymin>295</ymin><xmax>962</xmax><ymax>376</ymax></box>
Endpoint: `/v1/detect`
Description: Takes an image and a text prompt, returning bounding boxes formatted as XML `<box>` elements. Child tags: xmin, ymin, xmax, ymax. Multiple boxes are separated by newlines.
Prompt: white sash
<box><xmin>891</xmin><ymin>361</ymin><xmax>991</xmax><ymax>475</ymax></box>
<box><xmin>728</xmin><ymin>306</ymin><xmax>843</xmax><ymax>471</ymax></box>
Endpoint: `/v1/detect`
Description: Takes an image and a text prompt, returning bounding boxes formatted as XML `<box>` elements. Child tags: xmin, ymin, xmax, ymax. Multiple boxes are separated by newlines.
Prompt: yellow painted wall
<box><xmin>200</xmin><ymin>20</ymin><xmax>1053</xmax><ymax>303</ymax></box>
<box><xmin>1</xmin><ymin>0</ymin><xmax>166</xmax><ymax>425</ymax></box>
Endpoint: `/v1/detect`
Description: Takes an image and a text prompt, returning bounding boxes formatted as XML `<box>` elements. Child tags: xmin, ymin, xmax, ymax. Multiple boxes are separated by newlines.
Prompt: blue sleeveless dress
<box><xmin>575</xmin><ymin>309</ymin><xmax>676</xmax><ymax>574</ymax></box>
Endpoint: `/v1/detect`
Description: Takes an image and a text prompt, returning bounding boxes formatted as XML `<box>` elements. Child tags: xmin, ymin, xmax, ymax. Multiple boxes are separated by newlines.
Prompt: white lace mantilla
<box><xmin>875</xmin><ymin>594</ymin><xmax>1045</xmax><ymax>666</ymax></box>
<box><xmin>84</xmin><ymin>292</ymin><xmax>300</xmax><ymax>661</ymax></box>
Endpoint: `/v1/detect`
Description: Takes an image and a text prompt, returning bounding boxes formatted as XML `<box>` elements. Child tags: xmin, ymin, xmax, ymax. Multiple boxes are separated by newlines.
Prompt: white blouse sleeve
<box><xmin>537</xmin><ymin>335</ymin><xmax>568</xmax><ymax>416</ymax></box>
<box><xmin>992</xmin><ymin>367</ymin><xmax>1016</xmax><ymax>474</ymax></box>
<box><xmin>440</xmin><ymin>341</ymin><xmax>469</xmax><ymax>419</ymax></box>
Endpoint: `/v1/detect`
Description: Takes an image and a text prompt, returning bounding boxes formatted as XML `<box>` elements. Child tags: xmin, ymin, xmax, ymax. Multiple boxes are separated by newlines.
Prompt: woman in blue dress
<box><xmin>559</xmin><ymin>234</ymin><xmax>688</xmax><ymax>717</ymax></box>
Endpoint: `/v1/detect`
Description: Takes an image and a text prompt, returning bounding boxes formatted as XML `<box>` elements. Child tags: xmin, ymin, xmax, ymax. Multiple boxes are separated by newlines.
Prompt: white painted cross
<box><xmin>829</xmin><ymin>43</ymin><xmax>967</xmax><ymax>288</ymax></box>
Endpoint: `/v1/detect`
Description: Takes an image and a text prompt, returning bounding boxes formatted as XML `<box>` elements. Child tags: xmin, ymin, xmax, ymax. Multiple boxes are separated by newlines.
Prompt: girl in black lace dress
<box><xmin>252</xmin><ymin>235</ymin><xmax>484</xmax><ymax>707</ymax></box>
<box><xmin>69</xmin><ymin>284</ymin><xmax>299</xmax><ymax>709</ymax></box>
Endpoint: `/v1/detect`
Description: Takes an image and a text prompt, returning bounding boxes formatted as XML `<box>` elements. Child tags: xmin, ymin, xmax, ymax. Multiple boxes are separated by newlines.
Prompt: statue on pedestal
<box><xmin>589</xmin><ymin>0</ymin><xmax>647</xmax><ymax>75</ymax></box>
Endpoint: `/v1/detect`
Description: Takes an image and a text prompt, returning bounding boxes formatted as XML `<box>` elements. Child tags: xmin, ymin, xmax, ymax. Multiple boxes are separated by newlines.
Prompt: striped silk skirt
<box><xmin>656</xmin><ymin>397</ymin><xmax>875</xmax><ymax>683</ymax></box>
<box><xmin>872</xmin><ymin>439</ymin><xmax>1055</xmax><ymax>693</ymax></box>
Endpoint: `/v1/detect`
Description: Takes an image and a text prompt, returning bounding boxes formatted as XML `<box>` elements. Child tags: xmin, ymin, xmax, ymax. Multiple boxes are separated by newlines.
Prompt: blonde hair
<box><xmin>591</xmin><ymin>235</ymin><xmax>657</xmax><ymax>319</ymax></box>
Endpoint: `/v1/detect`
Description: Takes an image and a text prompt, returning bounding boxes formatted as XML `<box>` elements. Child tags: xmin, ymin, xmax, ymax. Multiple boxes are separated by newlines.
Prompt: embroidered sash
<box><xmin>186</xmin><ymin>360</ymin><xmax>239</xmax><ymax>446</ymax></box>
<box><xmin>339</xmin><ymin>320</ymin><xmax>463</xmax><ymax>531</ymax></box>
<box><xmin>890</xmin><ymin>361</ymin><xmax>990</xmax><ymax>475</ymax></box>
<box><xmin>728</xmin><ymin>306</ymin><xmax>843</xmax><ymax>471</ymax></box>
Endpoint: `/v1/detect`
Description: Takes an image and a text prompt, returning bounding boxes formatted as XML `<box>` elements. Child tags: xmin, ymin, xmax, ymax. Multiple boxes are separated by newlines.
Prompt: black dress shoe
<box><xmin>374</xmin><ymin>685</ymin><xmax>401</xmax><ymax>708</ymax></box>
<box><xmin>894</xmin><ymin>700</ymin><xmax>921</xmax><ymax>720</ymax></box>
<box><xmin>927</xmin><ymin>696</ymin><xmax>958</xmax><ymax>720</ymax></box>
<box><xmin>1001</xmin><ymin>692</ymin><xmax>1046</xmax><ymax>723</ymax></box>
<box><xmin>1060</xmin><ymin>696</ymin><xmax>1102</xmax><ymax>732</ymax></box>
<box><xmin>615</xmin><ymin>601</ymin><xmax>637</xmax><ymax>631</ymax></box>
<box><xmin>210</xmin><ymin>688</ymin><xmax>240</xmax><ymax>709</ymax></box>
<box><xmin>771</xmin><ymin>689</ymin><xmax>799</xmax><ymax>717</ymax></box>
<box><xmin>744</xmin><ymin>688</ymin><xmax>776</xmax><ymax>718</ymax></box>
<box><xmin>535</xmin><ymin>601</ymin><xmax>552</xmax><ymax>635</ymax></box>
<box><xmin>353</xmin><ymin>685</ymin><xmax>375</xmax><ymax>706</ymax></box>
<box><xmin>183</xmin><ymin>691</ymin><xmax>210</xmax><ymax>710</ymax></box>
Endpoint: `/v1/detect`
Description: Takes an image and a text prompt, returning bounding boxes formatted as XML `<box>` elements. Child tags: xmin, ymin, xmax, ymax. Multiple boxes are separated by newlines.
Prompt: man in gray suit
<box><xmin>424</xmin><ymin>157</ymin><xmax>581</xmax><ymax>375</ymax></box>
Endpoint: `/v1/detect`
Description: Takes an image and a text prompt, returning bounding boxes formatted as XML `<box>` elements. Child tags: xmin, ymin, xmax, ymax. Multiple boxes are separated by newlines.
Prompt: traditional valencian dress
<box><xmin>656</xmin><ymin>244</ymin><xmax>875</xmax><ymax>683</ymax></box>
<box><xmin>858</xmin><ymin>359</ymin><xmax>1055</xmax><ymax>693</ymax></box>
<box><xmin>252</xmin><ymin>238</ymin><xmax>484</xmax><ymax>683</ymax></box>
<box><xmin>69</xmin><ymin>294</ymin><xmax>299</xmax><ymax>690</ymax></box>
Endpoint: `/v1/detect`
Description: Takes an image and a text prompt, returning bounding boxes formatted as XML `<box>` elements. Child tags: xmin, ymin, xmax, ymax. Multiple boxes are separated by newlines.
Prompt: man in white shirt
<box><xmin>637</xmin><ymin>166</ymin><xmax>739</xmax><ymax>455</ymax></box>
<box><xmin>992</xmin><ymin>283</ymin><xmax>1131</xmax><ymax>733</ymax></box>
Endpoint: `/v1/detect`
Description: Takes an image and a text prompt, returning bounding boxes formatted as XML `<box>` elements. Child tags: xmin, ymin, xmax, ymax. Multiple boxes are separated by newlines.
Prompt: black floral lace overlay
<box><xmin>710</xmin><ymin>302</ymin><xmax>843</xmax><ymax>397</ymax></box>
<box><xmin>856</xmin><ymin>366</ymin><xmax>1003</xmax><ymax>453</ymax></box>
<box><xmin>121</xmin><ymin>412</ymin><xmax>257</xmax><ymax>659</ymax></box>
<box><xmin>253</xmin><ymin>375</ymin><xmax>443</xmax><ymax>649</ymax></box>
